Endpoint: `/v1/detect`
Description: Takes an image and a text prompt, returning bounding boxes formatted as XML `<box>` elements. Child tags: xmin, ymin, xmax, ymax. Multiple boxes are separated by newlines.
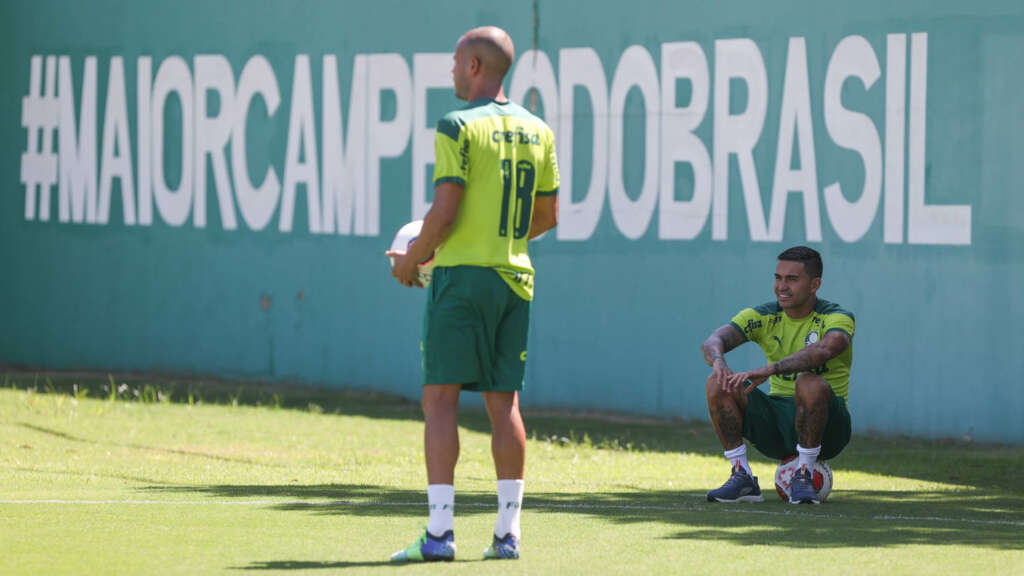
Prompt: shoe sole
<box><xmin>709</xmin><ymin>495</ymin><xmax>765</xmax><ymax>503</ymax></box>
<box><xmin>391</xmin><ymin>555</ymin><xmax>455</xmax><ymax>563</ymax></box>
<box><xmin>483</xmin><ymin>548</ymin><xmax>520</xmax><ymax>560</ymax></box>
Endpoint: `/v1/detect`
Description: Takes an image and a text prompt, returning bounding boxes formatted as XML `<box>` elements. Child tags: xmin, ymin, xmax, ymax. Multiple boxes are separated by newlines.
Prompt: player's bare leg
<box><xmin>705</xmin><ymin>373</ymin><xmax>748</xmax><ymax>450</ymax></box>
<box><xmin>392</xmin><ymin>384</ymin><xmax>461</xmax><ymax>562</ymax></box>
<box><xmin>705</xmin><ymin>374</ymin><xmax>762</xmax><ymax>502</ymax></box>
<box><xmin>481</xmin><ymin>390</ymin><xmax>525</xmax><ymax>559</ymax></box>
<box><xmin>482</xmin><ymin>390</ymin><xmax>525</xmax><ymax>478</ymax></box>
<box><xmin>793</xmin><ymin>373</ymin><xmax>829</xmax><ymax>447</ymax></box>
<box><xmin>790</xmin><ymin>373</ymin><xmax>830</xmax><ymax>504</ymax></box>
<box><xmin>423</xmin><ymin>384</ymin><xmax>462</xmax><ymax>484</ymax></box>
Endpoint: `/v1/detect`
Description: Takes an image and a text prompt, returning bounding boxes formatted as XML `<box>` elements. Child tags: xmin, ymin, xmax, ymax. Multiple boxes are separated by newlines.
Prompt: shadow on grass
<box><xmin>140</xmin><ymin>483</ymin><xmax>1024</xmax><ymax>551</ymax></box>
<box><xmin>0</xmin><ymin>370</ymin><xmax>719</xmax><ymax>454</ymax></box>
<box><xmin>8</xmin><ymin>465</ymin><xmax>173</xmax><ymax>486</ymax></box>
<box><xmin>7</xmin><ymin>370</ymin><xmax>1024</xmax><ymax>494</ymax></box>
<box><xmin>233</xmin><ymin>560</ymin><xmax>397</xmax><ymax>570</ymax></box>
<box><xmin>15</xmin><ymin>422</ymin><xmax>287</xmax><ymax>468</ymax></box>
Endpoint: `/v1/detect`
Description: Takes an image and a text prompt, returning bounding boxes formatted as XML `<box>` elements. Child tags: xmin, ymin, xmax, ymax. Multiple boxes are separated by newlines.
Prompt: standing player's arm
<box><xmin>388</xmin><ymin>182</ymin><xmax>464</xmax><ymax>287</ymax></box>
<box><xmin>528</xmin><ymin>194</ymin><xmax>558</xmax><ymax>239</ymax></box>
<box><xmin>730</xmin><ymin>331</ymin><xmax>851</xmax><ymax>394</ymax></box>
<box><xmin>701</xmin><ymin>324</ymin><xmax>745</xmax><ymax>392</ymax></box>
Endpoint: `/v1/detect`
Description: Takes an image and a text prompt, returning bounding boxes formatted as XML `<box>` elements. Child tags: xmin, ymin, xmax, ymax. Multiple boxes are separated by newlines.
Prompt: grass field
<box><xmin>1</xmin><ymin>372</ymin><xmax>1022</xmax><ymax>575</ymax></box>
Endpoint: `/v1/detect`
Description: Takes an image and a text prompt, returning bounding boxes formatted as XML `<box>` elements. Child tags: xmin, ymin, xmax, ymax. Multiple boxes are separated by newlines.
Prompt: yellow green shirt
<box><xmin>730</xmin><ymin>299</ymin><xmax>855</xmax><ymax>400</ymax></box>
<box><xmin>431</xmin><ymin>98</ymin><xmax>560</xmax><ymax>301</ymax></box>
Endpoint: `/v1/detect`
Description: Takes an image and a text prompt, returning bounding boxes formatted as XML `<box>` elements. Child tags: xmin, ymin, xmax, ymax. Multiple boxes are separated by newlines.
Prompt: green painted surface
<box><xmin>1</xmin><ymin>0</ymin><xmax>1021</xmax><ymax>442</ymax></box>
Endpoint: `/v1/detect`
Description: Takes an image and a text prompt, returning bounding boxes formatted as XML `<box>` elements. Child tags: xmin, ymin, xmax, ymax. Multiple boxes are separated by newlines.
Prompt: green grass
<box><xmin>1</xmin><ymin>372</ymin><xmax>1022</xmax><ymax>575</ymax></box>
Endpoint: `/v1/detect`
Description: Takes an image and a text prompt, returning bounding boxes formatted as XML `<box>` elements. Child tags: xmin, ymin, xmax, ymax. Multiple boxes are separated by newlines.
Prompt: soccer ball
<box><xmin>774</xmin><ymin>455</ymin><xmax>833</xmax><ymax>502</ymax></box>
<box><xmin>388</xmin><ymin>219</ymin><xmax>435</xmax><ymax>287</ymax></box>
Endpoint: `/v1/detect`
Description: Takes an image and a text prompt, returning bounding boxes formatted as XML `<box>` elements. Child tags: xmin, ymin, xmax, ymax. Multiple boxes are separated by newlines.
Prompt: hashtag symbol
<box><xmin>21</xmin><ymin>55</ymin><xmax>59</xmax><ymax>221</ymax></box>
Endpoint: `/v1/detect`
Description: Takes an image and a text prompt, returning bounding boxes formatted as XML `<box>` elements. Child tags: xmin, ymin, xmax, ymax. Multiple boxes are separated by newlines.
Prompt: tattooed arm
<box><xmin>727</xmin><ymin>331</ymin><xmax>851</xmax><ymax>393</ymax></box>
<box><xmin>771</xmin><ymin>331</ymin><xmax>850</xmax><ymax>376</ymax></box>
<box><xmin>701</xmin><ymin>324</ymin><xmax>746</xmax><ymax>391</ymax></box>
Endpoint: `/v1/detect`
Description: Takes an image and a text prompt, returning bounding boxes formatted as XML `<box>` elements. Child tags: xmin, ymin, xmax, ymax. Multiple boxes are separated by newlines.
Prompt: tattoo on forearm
<box><xmin>704</xmin><ymin>344</ymin><xmax>724</xmax><ymax>366</ymax></box>
<box><xmin>703</xmin><ymin>326</ymin><xmax>743</xmax><ymax>366</ymax></box>
<box><xmin>773</xmin><ymin>343</ymin><xmax>831</xmax><ymax>375</ymax></box>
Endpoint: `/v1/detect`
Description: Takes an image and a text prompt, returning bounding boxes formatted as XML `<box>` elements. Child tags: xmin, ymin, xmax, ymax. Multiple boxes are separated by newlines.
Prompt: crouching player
<box><xmin>701</xmin><ymin>246</ymin><xmax>854</xmax><ymax>504</ymax></box>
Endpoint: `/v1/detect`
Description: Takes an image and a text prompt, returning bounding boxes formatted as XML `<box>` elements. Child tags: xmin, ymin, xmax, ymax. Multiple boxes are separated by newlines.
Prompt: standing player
<box><xmin>386</xmin><ymin>26</ymin><xmax>559</xmax><ymax>561</ymax></box>
<box><xmin>701</xmin><ymin>246</ymin><xmax>854</xmax><ymax>504</ymax></box>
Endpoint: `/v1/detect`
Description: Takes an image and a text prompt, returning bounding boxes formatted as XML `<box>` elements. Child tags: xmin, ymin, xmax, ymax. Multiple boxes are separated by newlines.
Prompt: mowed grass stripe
<box><xmin>3</xmin><ymin>498</ymin><xmax>1023</xmax><ymax>527</ymax></box>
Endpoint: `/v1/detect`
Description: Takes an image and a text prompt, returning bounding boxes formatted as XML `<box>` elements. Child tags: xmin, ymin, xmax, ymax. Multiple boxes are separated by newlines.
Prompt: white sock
<box><xmin>724</xmin><ymin>445</ymin><xmax>752</xmax><ymax>477</ymax></box>
<box><xmin>797</xmin><ymin>444</ymin><xmax>821</xmax><ymax>471</ymax></box>
<box><xmin>494</xmin><ymin>479</ymin><xmax>524</xmax><ymax>539</ymax></box>
<box><xmin>427</xmin><ymin>484</ymin><xmax>454</xmax><ymax>536</ymax></box>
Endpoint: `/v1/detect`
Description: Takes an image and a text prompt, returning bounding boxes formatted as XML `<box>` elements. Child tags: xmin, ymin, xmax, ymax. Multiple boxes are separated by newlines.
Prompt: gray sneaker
<box><xmin>706</xmin><ymin>464</ymin><xmax>765</xmax><ymax>503</ymax></box>
<box><xmin>789</xmin><ymin>465</ymin><xmax>820</xmax><ymax>504</ymax></box>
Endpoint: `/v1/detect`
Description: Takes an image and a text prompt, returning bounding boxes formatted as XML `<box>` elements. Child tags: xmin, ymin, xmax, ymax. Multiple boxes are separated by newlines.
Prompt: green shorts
<box><xmin>422</xmin><ymin>266</ymin><xmax>530</xmax><ymax>392</ymax></box>
<box><xmin>743</xmin><ymin>387</ymin><xmax>852</xmax><ymax>461</ymax></box>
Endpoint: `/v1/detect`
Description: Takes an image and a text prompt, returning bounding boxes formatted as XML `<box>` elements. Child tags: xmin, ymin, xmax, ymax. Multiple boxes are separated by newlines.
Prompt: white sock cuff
<box><xmin>496</xmin><ymin>479</ymin><xmax>524</xmax><ymax>501</ymax></box>
<box><xmin>723</xmin><ymin>444</ymin><xmax>747</xmax><ymax>460</ymax></box>
<box><xmin>428</xmin><ymin>484</ymin><xmax>455</xmax><ymax>503</ymax></box>
<box><xmin>796</xmin><ymin>444</ymin><xmax>822</xmax><ymax>457</ymax></box>
<box><xmin>427</xmin><ymin>484</ymin><xmax>455</xmax><ymax>536</ymax></box>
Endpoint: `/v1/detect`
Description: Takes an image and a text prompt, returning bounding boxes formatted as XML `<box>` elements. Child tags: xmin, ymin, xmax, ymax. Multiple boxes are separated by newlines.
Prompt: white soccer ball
<box><xmin>774</xmin><ymin>455</ymin><xmax>833</xmax><ymax>502</ymax></box>
<box><xmin>388</xmin><ymin>219</ymin><xmax>435</xmax><ymax>287</ymax></box>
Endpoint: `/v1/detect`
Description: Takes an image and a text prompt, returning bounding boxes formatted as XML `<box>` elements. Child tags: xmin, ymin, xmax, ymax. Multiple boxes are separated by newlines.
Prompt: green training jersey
<box><xmin>431</xmin><ymin>98</ymin><xmax>560</xmax><ymax>301</ymax></box>
<box><xmin>730</xmin><ymin>298</ymin><xmax>855</xmax><ymax>400</ymax></box>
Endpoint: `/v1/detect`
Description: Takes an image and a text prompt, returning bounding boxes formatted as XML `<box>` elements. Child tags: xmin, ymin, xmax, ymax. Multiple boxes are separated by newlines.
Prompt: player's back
<box><xmin>431</xmin><ymin>98</ymin><xmax>559</xmax><ymax>300</ymax></box>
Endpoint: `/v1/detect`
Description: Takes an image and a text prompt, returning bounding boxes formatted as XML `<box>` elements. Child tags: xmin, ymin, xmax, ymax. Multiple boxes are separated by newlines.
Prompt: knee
<box><xmin>794</xmin><ymin>373</ymin><xmax>830</xmax><ymax>403</ymax></box>
<box><xmin>483</xmin><ymin>391</ymin><xmax>520</xmax><ymax>425</ymax></box>
<box><xmin>706</xmin><ymin>373</ymin><xmax>726</xmax><ymax>399</ymax></box>
<box><xmin>421</xmin><ymin>386</ymin><xmax>459</xmax><ymax>419</ymax></box>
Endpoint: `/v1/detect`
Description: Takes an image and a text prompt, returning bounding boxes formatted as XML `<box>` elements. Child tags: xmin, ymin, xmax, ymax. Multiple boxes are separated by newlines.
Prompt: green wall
<box><xmin>2</xmin><ymin>0</ymin><xmax>1022</xmax><ymax>442</ymax></box>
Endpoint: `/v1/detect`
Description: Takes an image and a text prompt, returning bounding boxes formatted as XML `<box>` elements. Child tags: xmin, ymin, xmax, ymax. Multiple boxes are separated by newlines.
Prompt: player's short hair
<box><xmin>777</xmin><ymin>246</ymin><xmax>823</xmax><ymax>279</ymax></box>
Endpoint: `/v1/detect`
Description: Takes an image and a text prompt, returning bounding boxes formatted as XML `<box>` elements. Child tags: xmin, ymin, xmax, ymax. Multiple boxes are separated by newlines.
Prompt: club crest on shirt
<box><xmin>804</xmin><ymin>331</ymin><xmax>819</xmax><ymax>346</ymax></box>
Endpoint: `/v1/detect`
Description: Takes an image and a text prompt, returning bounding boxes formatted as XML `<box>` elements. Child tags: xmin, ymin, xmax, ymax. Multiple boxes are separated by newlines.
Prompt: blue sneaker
<box><xmin>789</xmin><ymin>465</ymin><xmax>820</xmax><ymax>504</ymax></box>
<box><xmin>390</xmin><ymin>529</ymin><xmax>456</xmax><ymax>562</ymax></box>
<box><xmin>483</xmin><ymin>533</ymin><xmax>520</xmax><ymax>560</ymax></box>
<box><xmin>706</xmin><ymin>464</ymin><xmax>764</xmax><ymax>502</ymax></box>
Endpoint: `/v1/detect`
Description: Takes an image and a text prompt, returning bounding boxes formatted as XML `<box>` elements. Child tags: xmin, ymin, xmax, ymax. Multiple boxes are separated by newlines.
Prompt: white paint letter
<box><xmin>713</xmin><ymin>39</ymin><xmax>768</xmax><ymax>241</ymax></box>
<box><xmin>194</xmin><ymin>54</ymin><xmax>237</xmax><ymax>230</ymax></box>
<box><xmin>98</xmin><ymin>56</ymin><xmax>136</xmax><ymax>225</ymax></box>
<box><xmin>769</xmin><ymin>38</ymin><xmax>821</xmax><ymax>242</ymax></box>
<box><xmin>412</xmin><ymin>53</ymin><xmax>453</xmax><ymax>220</ymax></box>
<box><xmin>58</xmin><ymin>56</ymin><xmax>98</xmax><ymax>224</ymax></box>
<box><xmin>321</xmin><ymin>55</ymin><xmax>368</xmax><ymax>235</ymax></box>
<box><xmin>151</xmin><ymin>56</ymin><xmax>194</xmax><ymax>227</ymax></box>
<box><xmin>907</xmin><ymin>33</ymin><xmax>971</xmax><ymax>245</ymax></box>
<box><xmin>608</xmin><ymin>45</ymin><xmax>659</xmax><ymax>239</ymax></box>
<box><xmin>137</xmin><ymin>56</ymin><xmax>152</xmax><ymax>225</ymax></box>
<box><xmin>557</xmin><ymin>48</ymin><xmax>608</xmax><ymax>241</ymax></box>
<box><xmin>366</xmin><ymin>53</ymin><xmax>412</xmax><ymax>237</ymax></box>
<box><xmin>884</xmin><ymin>34</ymin><xmax>906</xmax><ymax>244</ymax></box>
<box><xmin>280</xmin><ymin>55</ymin><xmax>322</xmax><ymax>233</ymax></box>
<box><xmin>232</xmin><ymin>55</ymin><xmax>280</xmax><ymax>231</ymax></box>
<box><xmin>22</xmin><ymin>56</ymin><xmax>58</xmax><ymax>221</ymax></box>
<box><xmin>659</xmin><ymin>41</ymin><xmax>711</xmax><ymax>240</ymax></box>
<box><xmin>823</xmin><ymin>35</ymin><xmax>882</xmax><ymax>243</ymax></box>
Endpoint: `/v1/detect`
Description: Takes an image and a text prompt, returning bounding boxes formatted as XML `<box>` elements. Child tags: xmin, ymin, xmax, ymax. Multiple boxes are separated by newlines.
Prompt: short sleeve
<box><xmin>729</xmin><ymin>308</ymin><xmax>761</xmax><ymax>344</ymax></box>
<box><xmin>824</xmin><ymin>312</ymin><xmax>855</xmax><ymax>340</ymax></box>
<box><xmin>536</xmin><ymin>129</ymin><xmax>560</xmax><ymax>196</ymax></box>
<box><xmin>433</xmin><ymin>114</ymin><xmax>467</xmax><ymax>186</ymax></box>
